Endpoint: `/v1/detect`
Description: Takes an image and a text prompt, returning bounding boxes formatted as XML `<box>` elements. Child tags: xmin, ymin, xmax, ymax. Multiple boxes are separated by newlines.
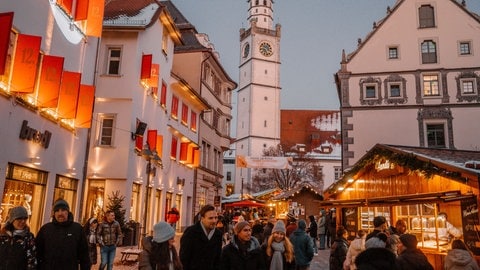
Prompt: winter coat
<box><xmin>343</xmin><ymin>236</ymin><xmax>365</xmax><ymax>270</ymax></box>
<box><xmin>396</xmin><ymin>248</ymin><xmax>434</xmax><ymax>270</ymax></box>
<box><xmin>317</xmin><ymin>215</ymin><xmax>326</xmax><ymax>235</ymax></box>
<box><xmin>289</xmin><ymin>228</ymin><xmax>314</xmax><ymax>267</ymax></box>
<box><xmin>444</xmin><ymin>249</ymin><xmax>480</xmax><ymax>270</ymax></box>
<box><xmin>35</xmin><ymin>212</ymin><xmax>91</xmax><ymax>270</ymax></box>
<box><xmin>220</xmin><ymin>236</ymin><xmax>266</xmax><ymax>270</ymax></box>
<box><xmin>307</xmin><ymin>220</ymin><xmax>318</xmax><ymax>238</ymax></box>
<box><xmin>167</xmin><ymin>208</ymin><xmax>180</xmax><ymax>224</ymax></box>
<box><xmin>0</xmin><ymin>224</ymin><xmax>36</xmax><ymax>270</ymax></box>
<box><xmin>138</xmin><ymin>236</ymin><xmax>154</xmax><ymax>270</ymax></box>
<box><xmin>261</xmin><ymin>242</ymin><xmax>295</xmax><ymax>270</ymax></box>
<box><xmin>329</xmin><ymin>237</ymin><xmax>349</xmax><ymax>270</ymax></box>
<box><xmin>180</xmin><ymin>222</ymin><xmax>222</xmax><ymax>270</ymax></box>
<box><xmin>97</xmin><ymin>219</ymin><xmax>122</xmax><ymax>246</ymax></box>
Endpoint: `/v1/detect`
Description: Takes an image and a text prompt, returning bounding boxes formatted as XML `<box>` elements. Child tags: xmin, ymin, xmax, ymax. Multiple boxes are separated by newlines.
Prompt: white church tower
<box><xmin>235</xmin><ymin>0</ymin><xmax>281</xmax><ymax>196</ymax></box>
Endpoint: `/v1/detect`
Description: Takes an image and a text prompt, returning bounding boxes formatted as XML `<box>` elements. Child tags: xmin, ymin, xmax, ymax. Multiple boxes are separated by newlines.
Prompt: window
<box><xmin>389</xmin><ymin>84</ymin><xmax>401</xmax><ymax>97</ymax></box>
<box><xmin>160</xmin><ymin>82</ymin><xmax>167</xmax><ymax>107</ymax></box>
<box><xmin>170</xmin><ymin>137</ymin><xmax>178</xmax><ymax>159</ymax></box>
<box><xmin>106</xmin><ymin>47</ymin><xmax>121</xmax><ymax>75</ymax></box>
<box><xmin>455</xmin><ymin>71</ymin><xmax>480</xmax><ymax>102</ymax></box>
<box><xmin>359</xmin><ymin>77</ymin><xmax>382</xmax><ymax>105</ymax></box>
<box><xmin>419</xmin><ymin>5</ymin><xmax>435</xmax><ymax>28</ymax></box>
<box><xmin>426</xmin><ymin>124</ymin><xmax>445</xmax><ymax>148</ymax></box>
<box><xmin>190</xmin><ymin>111</ymin><xmax>197</xmax><ymax>131</ymax></box>
<box><xmin>384</xmin><ymin>75</ymin><xmax>407</xmax><ymax>104</ymax></box>
<box><xmin>421</xmin><ymin>40</ymin><xmax>437</xmax><ymax>64</ymax></box>
<box><xmin>459</xmin><ymin>41</ymin><xmax>471</xmax><ymax>55</ymax></box>
<box><xmin>334</xmin><ymin>167</ymin><xmax>342</xmax><ymax>180</ymax></box>
<box><xmin>226</xmin><ymin>172</ymin><xmax>232</xmax><ymax>181</ymax></box>
<box><xmin>98</xmin><ymin>114</ymin><xmax>115</xmax><ymax>146</ymax></box>
<box><xmin>423</xmin><ymin>75</ymin><xmax>439</xmax><ymax>96</ymax></box>
<box><xmin>181</xmin><ymin>103</ymin><xmax>188</xmax><ymax>125</ymax></box>
<box><xmin>365</xmin><ymin>85</ymin><xmax>377</xmax><ymax>98</ymax></box>
<box><xmin>171</xmin><ymin>95</ymin><xmax>179</xmax><ymax>119</ymax></box>
<box><xmin>462</xmin><ymin>80</ymin><xmax>475</xmax><ymax>94</ymax></box>
<box><xmin>388</xmin><ymin>47</ymin><xmax>398</xmax><ymax>59</ymax></box>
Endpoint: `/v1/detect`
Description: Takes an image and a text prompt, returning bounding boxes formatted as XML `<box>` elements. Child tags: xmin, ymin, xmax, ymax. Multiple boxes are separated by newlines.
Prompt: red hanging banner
<box><xmin>11</xmin><ymin>34</ymin><xmax>42</xmax><ymax>93</ymax></box>
<box><xmin>75</xmin><ymin>84</ymin><xmax>95</xmax><ymax>128</ymax></box>
<box><xmin>140</xmin><ymin>54</ymin><xmax>152</xmax><ymax>80</ymax></box>
<box><xmin>57</xmin><ymin>71</ymin><xmax>81</xmax><ymax>118</ymax></box>
<box><xmin>0</xmin><ymin>12</ymin><xmax>14</xmax><ymax>75</ymax></box>
<box><xmin>86</xmin><ymin>0</ymin><xmax>105</xmax><ymax>37</ymax></box>
<box><xmin>58</xmin><ymin>0</ymin><xmax>73</xmax><ymax>15</ymax></box>
<box><xmin>37</xmin><ymin>55</ymin><xmax>64</xmax><ymax>108</ymax></box>
<box><xmin>147</xmin><ymin>130</ymin><xmax>157</xmax><ymax>149</ymax></box>
<box><xmin>75</xmin><ymin>0</ymin><xmax>89</xmax><ymax>20</ymax></box>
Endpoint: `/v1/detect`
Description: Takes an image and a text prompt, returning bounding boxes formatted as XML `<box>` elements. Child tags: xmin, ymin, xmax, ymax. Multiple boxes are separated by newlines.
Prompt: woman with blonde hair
<box><xmin>263</xmin><ymin>221</ymin><xmax>295</xmax><ymax>270</ymax></box>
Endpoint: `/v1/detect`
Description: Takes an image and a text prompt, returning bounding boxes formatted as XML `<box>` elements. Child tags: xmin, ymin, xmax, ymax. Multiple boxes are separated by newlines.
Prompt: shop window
<box><xmin>53</xmin><ymin>175</ymin><xmax>78</xmax><ymax>215</ymax></box>
<box><xmin>418</xmin><ymin>5</ymin><xmax>435</xmax><ymax>28</ymax></box>
<box><xmin>422</xmin><ymin>74</ymin><xmax>440</xmax><ymax>96</ymax></box>
<box><xmin>2</xmin><ymin>163</ymin><xmax>47</xmax><ymax>234</ymax></box>
<box><xmin>164</xmin><ymin>192</ymin><xmax>173</xmax><ymax>221</ymax></box>
<box><xmin>359</xmin><ymin>206</ymin><xmax>391</xmax><ymax>232</ymax></box>
<box><xmin>198</xmin><ymin>186</ymin><xmax>207</xmax><ymax>209</ymax></box>
<box><xmin>426</xmin><ymin>123</ymin><xmax>446</xmax><ymax>148</ymax></box>
<box><xmin>459</xmin><ymin>41</ymin><xmax>472</xmax><ymax>56</ymax></box>
<box><xmin>421</xmin><ymin>40</ymin><xmax>437</xmax><ymax>64</ymax></box>
<box><xmin>154</xmin><ymin>189</ymin><xmax>162</xmax><ymax>228</ymax></box>
<box><xmin>225</xmin><ymin>184</ymin><xmax>234</xmax><ymax>197</ymax></box>
<box><xmin>106</xmin><ymin>47</ymin><xmax>122</xmax><ymax>75</ymax></box>
<box><xmin>97</xmin><ymin>114</ymin><xmax>116</xmax><ymax>146</ymax></box>
<box><xmin>85</xmin><ymin>180</ymin><xmax>105</xmax><ymax>221</ymax></box>
<box><xmin>131</xmin><ymin>183</ymin><xmax>141</xmax><ymax>221</ymax></box>
<box><xmin>388</xmin><ymin>46</ymin><xmax>399</xmax><ymax>59</ymax></box>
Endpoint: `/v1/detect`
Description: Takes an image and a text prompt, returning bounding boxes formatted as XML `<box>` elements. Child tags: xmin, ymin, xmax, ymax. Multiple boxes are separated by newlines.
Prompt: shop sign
<box><xmin>19</xmin><ymin>120</ymin><xmax>52</xmax><ymax>148</ymax></box>
<box><xmin>461</xmin><ymin>197</ymin><xmax>480</xmax><ymax>255</ymax></box>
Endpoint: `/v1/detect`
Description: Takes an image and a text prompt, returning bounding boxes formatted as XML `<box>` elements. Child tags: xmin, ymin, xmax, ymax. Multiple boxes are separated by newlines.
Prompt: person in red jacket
<box><xmin>167</xmin><ymin>205</ymin><xmax>180</xmax><ymax>229</ymax></box>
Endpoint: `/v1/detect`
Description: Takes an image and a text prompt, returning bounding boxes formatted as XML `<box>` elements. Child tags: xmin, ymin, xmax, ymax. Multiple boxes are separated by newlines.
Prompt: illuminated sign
<box><xmin>19</xmin><ymin>120</ymin><xmax>52</xmax><ymax>148</ymax></box>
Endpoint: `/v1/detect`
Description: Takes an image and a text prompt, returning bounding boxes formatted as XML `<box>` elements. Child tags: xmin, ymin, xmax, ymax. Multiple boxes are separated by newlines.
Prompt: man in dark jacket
<box><xmin>289</xmin><ymin>219</ymin><xmax>314</xmax><ymax>270</ymax></box>
<box><xmin>36</xmin><ymin>199</ymin><xmax>90</xmax><ymax>270</ymax></box>
<box><xmin>180</xmin><ymin>204</ymin><xmax>223</xmax><ymax>270</ymax></box>
<box><xmin>396</xmin><ymin>234</ymin><xmax>434</xmax><ymax>270</ymax></box>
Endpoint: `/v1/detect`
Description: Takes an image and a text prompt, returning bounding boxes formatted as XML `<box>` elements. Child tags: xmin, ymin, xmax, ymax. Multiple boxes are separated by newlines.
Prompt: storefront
<box><xmin>323</xmin><ymin>144</ymin><xmax>480</xmax><ymax>268</ymax></box>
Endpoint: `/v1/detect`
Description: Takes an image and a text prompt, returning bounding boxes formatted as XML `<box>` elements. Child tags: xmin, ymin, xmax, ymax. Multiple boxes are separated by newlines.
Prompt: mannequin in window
<box><xmin>22</xmin><ymin>194</ymin><xmax>32</xmax><ymax>220</ymax></box>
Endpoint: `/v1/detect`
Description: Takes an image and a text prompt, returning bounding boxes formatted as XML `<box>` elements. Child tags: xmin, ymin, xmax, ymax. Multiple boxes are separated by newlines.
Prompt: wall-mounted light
<box><xmin>67</xmin><ymin>168</ymin><xmax>77</xmax><ymax>176</ymax></box>
<box><xmin>89</xmin><ymin>172</ymin><xmax>99</xmax><ymax>178</ymax></box>
<box><xmin>30</xmin><ymin>157</ymin><xmax>41</xmax><ymax>165</ymax></box>
<box><xmin>131</xmin><ymin>121</ymin><xmax>147</xmax><ymax>140</ymax></box>
<box><xmin>176</xmin><ymin>177</ymin><xmax>185</xmax><ymax>186</ymax></box>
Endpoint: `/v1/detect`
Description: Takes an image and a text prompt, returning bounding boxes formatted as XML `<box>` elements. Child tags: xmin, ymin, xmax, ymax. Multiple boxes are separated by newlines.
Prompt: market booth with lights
<box><xmin>322</xmin><ymin>144</ymin><xmax>480</xmax><ymax>268</ymax></box>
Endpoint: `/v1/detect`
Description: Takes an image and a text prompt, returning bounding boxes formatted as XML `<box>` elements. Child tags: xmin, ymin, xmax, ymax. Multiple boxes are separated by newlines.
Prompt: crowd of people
<box><xmin>1</xmin><ymin>202</ymin><xmax>479</xmax><ymax>270</ymax></box>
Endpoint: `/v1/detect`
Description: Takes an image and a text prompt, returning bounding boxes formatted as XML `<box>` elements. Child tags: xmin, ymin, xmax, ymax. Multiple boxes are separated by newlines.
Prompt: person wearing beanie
<box><xmin>220</xmin><ymin>220</ymin><xmax>266</xmax><ymax>270</ymax></box>
<box><xmin>97</xmin><ymin>210</ymin><xmax>123</xmax><ymax>270</ymax></box>
<box><xmin>36</xmin><ymin>199</ymin><xmax>91</xmax><ymax>270</ymax></box>
<box><xmin>366</xmin><ymin>216</ymin><xmax>387</xmax><ymax>241</ymax></box>
<box><xmin>396</xmin><ymin>233</ymin><xmax>433</xmax><ymax>270</ymax></box>
<box><xmin>0</xmin><ymin>206</ymin><xmax>37</xmax><ymax>269</ymax></box>
<box><xmin>83</xmin><ymin>217</ymin><xmax>99</xmax><ymax>265</ymax></box>
<box><xmin>139</xmin><ymin>221</ymin><xmax>182</xmax><ymax>270</ymax></box>
<box><xmin>289</xmin><ymin>219</ymin><xmax>314</xmax><ymax>269</ymax></box>
<box><xmin>329</xmin><ymin>226</ymin><xmax>349</xmax><ymax>270</ymax></box>
<box><xmin>180</xmin><ymin>204</ymin><xmax>223</xmax><ymax>270</ymax></box>
<box><xmin>262</xmin><ymin>221</ymin><xmax>295</xmax><ymax>270</ymax></box>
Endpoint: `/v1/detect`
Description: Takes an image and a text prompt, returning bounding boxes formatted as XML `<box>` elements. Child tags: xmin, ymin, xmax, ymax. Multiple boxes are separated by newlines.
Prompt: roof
<box><xmin>104</xmin><ymin>0</ymin><xmax>162</xmax><ymax>28</ymax></box>
<box><xmin>325</xmin><ymin>144</ymin><xmax>480</xmax><ymax>195</ymax></box>
<box><xmin>272</xmin><ymin>182</ymin><xmax>323</xmax><ymax>200</ymax></box>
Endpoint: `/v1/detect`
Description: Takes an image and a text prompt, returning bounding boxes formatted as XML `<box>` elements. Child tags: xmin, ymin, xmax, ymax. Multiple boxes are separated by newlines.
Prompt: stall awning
<box><xmin>223</xmin><ymin>199</ymin><xmax>265</xmax><ymax>208</ymax></box>
<box><xmin>319</xmin><ymin>190</ymin><xmax>475</xmax><ymax>207</ymax></box>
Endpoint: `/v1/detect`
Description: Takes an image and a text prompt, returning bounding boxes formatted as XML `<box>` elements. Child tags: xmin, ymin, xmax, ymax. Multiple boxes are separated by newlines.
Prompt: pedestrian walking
<box><xmin>138</xmin><ymin>221</ymin><xmax>182</xmax><ymax>270</ymax></box>
<box><xmin>396</xmin><ymin>234</ymin><xmax>433</xmax><ymax>270</ymax></box>
<box><xmin>444</xmin><ymin>239</ymin><xmax>480</xmax><ymax>270</ymax></box>
<box><xmin>83</xmin><ymin>217</ymin><xmax>99</xmax><ymax>266</ymax></box>
<box><xmin>167</xmin><ymin>205</ymin><xmax>180</xmax><ymax>229</ymax></box>
<box><xmin>326</xmin><ymin>209</ymin><xmax>337</xmax><ymax>247</ymax></box>
<box><xmin>289</xmin><ymin>219</ymin><xmax>314</xmax><ymax>270</ymax></box>
<box><xmin>317</xmin><ymin>210</ymin><xmax>327</xmax><ymax>250</ymax></box>
<box><xmin>307</xmin><ymin>215</ymin><xmax>318</xmax><ymax>255</ymax></box>
<box><xmin>329</xmin><ymin>226</ymin><xmax>349</xmax><ymax>270</ymax></box>
<box><xmin>220</xmin><ymin>221</ymin><xmax>266</xmax><ymax>270</ymax></box>
<box><xmin>343</xmin><ymin>229</ymin><xmax>366</xmax><ymax>270</ymax></box>
<box><xmin>36</xmin><ymin>199</ymin><xmax>91</xmax><ymax>270</ymax></box>
<box><xmin>0</xmin><ymin>206</ymin><xmax>37</xmax><ymax>269</ymax></box>
<box><xmin>262</xmin><ymin>221</ymin><xmax>295</xmax><ymax>270</ymax></box>
<box><xmin>180</xmin><ymin>204</ymin><xmax>222</xmax><ymax>270</ymax></box>
<box><xmin>285</xmin><ymin>213</ymin><xmax>297</xmax><ymax>238</ymax></box>
<box><xmin>97</xmin><ymin>210</ymin><xmax>123</xmax><ymax>270</ymax></box>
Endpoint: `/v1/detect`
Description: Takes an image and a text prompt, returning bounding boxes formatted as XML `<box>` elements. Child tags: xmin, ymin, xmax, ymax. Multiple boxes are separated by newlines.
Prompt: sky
<box><xmin>170</xmin><ymin>0</ymin><xmax>480</xmax><ymax>111</ymax></box>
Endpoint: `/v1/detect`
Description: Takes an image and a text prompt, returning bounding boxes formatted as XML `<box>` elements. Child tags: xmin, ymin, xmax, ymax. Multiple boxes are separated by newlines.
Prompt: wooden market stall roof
<box><xmin>272</xmin><ymin>182</ymin><xmax>324</xmax><ymax>200</ymax></box>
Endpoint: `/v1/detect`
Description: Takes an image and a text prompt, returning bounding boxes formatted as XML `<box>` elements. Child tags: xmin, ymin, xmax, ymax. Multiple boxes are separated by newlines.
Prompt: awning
<box><xmin>319</xmin><ymin>190</ymin><xmax>475</xmax><ymax>207</ymax></box>
<box><xmin>223</xmin><ymin>199</ymin><xmax>265</xmax><ymax>208</ymax></box>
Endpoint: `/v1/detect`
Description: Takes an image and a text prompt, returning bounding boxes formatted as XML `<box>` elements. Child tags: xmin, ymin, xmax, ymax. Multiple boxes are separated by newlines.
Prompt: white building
<box><xmin>335</xmin><ymin>0</ymin><xmax>480</xmax><ymax>170</ymax></box>
<box><xmin>0</xmin><ymin>0</ymin><xmax>100</xmax><ymax>232</ymax></box>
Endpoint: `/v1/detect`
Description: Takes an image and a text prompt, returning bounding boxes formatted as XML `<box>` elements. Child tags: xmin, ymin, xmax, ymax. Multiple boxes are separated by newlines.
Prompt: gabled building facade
<box><xmin>335</xmin><ymin>0</ymin><xmax>480</xmax><ymax>170</ymax></box>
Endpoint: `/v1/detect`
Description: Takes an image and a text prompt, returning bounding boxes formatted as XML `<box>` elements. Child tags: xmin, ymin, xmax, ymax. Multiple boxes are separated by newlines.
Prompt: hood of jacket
<box><xmin>446</xmin><ymin>249</ymin><xmax>475</xmax><ymax>266</ymax></box>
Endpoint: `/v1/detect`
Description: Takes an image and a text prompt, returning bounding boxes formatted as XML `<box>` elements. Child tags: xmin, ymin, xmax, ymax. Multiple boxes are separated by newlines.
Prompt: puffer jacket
<box><xmin>97</xmin><ymin>219</ymin><xmax>122</xmax><ymax>246</ymax></box>
<box><xmin>289</xmin><ymin>227</ymin><xmax>314</xmax><ymax>267</ymax></box>
<box><xmin>444</xmin><ymin>249</ymin><xmax>480</xmax><ymax>270</ymax></box>
<box><xmin>0</xmin><ymin>224</ymin><xmax>36</xmax><ymax>270</ymax></box>
<box><xmin>220</xmin><ymin>235</ymin><xmax>266</xmax><ymax>270</ymax></box>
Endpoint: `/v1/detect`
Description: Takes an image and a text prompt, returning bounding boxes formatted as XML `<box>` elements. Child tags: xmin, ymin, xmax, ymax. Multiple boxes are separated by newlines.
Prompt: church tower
<box><xmin>235</xmin><ymin>0</ymin><xmax>281</xmax><ymax>195</ymax></box>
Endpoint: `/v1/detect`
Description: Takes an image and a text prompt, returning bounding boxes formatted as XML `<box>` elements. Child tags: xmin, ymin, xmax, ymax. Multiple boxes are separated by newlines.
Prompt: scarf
<box><xmin>270</xmin><ymin>241</ymin><xmax>285</xmax><ymax>270</ymax></box>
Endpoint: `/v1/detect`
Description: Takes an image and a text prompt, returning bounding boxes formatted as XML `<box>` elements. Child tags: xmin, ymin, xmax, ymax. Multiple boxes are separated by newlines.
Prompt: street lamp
<box><xmin>139</xmin><ymin>143</ymin><xmax>162</xmax><ymax>242</ymax></box>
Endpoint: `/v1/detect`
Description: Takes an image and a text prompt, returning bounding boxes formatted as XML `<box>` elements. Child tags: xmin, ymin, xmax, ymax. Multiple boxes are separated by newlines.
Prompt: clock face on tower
<box><xmin>243</xmin><ymin>43</ymin><xmax>250</xmax><ymax>58</ymax></box>
<box><xmin>259</xmin><ymin>41</ymin><xmax>273</xmax><ymax>57</ymax></box>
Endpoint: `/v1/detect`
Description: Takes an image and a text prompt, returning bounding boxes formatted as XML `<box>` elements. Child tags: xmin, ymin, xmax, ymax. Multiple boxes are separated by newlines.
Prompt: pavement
<box><xmin>108</xmin><ymin>233</ymin><xmax>331</xmax><ymax>270</ymax></box>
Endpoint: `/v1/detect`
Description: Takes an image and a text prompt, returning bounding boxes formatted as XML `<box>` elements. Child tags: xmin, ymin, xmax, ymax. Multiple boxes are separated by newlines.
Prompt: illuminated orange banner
<box><xmin>156</xmin><ymin>135</ymin><xmax>163</xmax><ymax>157</ymax></box>
<box><xmin>75</xmin><ymin>84</ymin><xmax>95</xmax><ymax>128</ymax></box>
<box><xmin>0</xmin><ymin>12</ymin><xmax>13</xmax><ymax>75</ymax></box>
<box><xmin>86</xmin><ymin>0</ymin><xmax>105</xmax><ymax>37</ymax></box>
<box><xmin>141</xmin><ymin>54</ymin><xmax>152</xmax><ymax>79</ymax></box>
<box><xmin>193</xmin><ymin>148</ymin><xmax>200</xmax><ymax>167</ymax></box>
<box><xmin>147</xmin><ymin>63</ymin><xmax>159</xmax><ymax>87</ymax></box>
<box><xmin>75</xmin><ymin>0</ymin><xmax>89</xmax><ymax>20</ymax></box>
<box><xmin>11</xmin><ymin>34</ymin><xmax>41</xmax><ymax>93</ymax></box>
<box><xmin>57</xmin><ymin>71</ymin><xmax>81</xmax><ymax>118</ymax></box>
<box><xmin>37</xmin><ymin>55</ymin><xmax>64</xmax><ymax>108</ymax></box>
<box><xmin>147</xmin><ymin>130</ymin><xmax>157</xmax><ymax>149</ymax></box>
<box><xmin>179</xmin><ymin>142</ymin><xmax>189</xmax><ymax>161</ymax></box>
<box><xmin>236</xmin><ymin>155</ymin><xmax>293</xmax><ymax>169</ymax></box>
<box><xmin>58</xmin><ymin>0</ymin><xmax>73</xmax><ymax>15</ymax></box>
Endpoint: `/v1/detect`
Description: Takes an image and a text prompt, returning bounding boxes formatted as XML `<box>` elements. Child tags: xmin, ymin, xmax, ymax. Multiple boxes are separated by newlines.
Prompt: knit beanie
<box><xmin>234</xmin><ymin>221</ymin><xmax>250</xmax><ymax>234</ymax></box>
<box><xmin>272</xmin><ymin>221</ymin><xmax>286</xmax><ymax>234</ymax></box>
<box><xmin>153</xmin><ymin>221</ymin><xmax>175</xmax><ymax>243</ymax></box>
<box><xmin>399</xmin><ymin>233</ymin><xmax>417</xmax><ymax>249</ymax></box>
<box><xmin>8</xmin><ymin>206</ymin><xmax>28</xmax><ymax>223</ymax></box>
<box><xmin>298</xmin><ymin>219</ymin><xmax>307</xmax><ymax>230</ymax></box>
<box><xmin>53</xmin><ymin>199</ymin><xmax>70</xmax><ymax>212</ymax></box>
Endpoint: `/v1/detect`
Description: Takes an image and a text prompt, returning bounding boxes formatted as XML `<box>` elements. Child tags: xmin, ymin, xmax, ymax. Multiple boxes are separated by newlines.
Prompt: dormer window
<box><xmin>419</xmin><ymin>5</ymin><xmax>435</xmax><ymax>28</ymax></box>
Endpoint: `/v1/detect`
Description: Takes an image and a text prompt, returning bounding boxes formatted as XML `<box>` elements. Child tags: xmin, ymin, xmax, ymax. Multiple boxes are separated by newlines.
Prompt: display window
<box><xmin>2</xmin><ymin>163</ymin><xmax>47</xmax><ymax>233</ymax></box>
<box><xmin>53</xmin><ymin>175</ymin><xmax>78</xmax><ymax>215</ymax></box>
<box><xmin>85</xmin><ymin>180</ymin><xmax>105</xmax><ymax>222</ymax></box>
<box><xmin>359</xmin><ymin>206</ymin><xmax>391</xmax><ymax>231</ymax></box>
<box><xmin>130</xmin><ymin>183</ymin><xmax>141</xmax><ymax>221</ymax></box>
<box><xmin>164</xmin><ymin>192</ymin><xmax>172</xmax><ymax>220</ymax></box>
<box><xmin>153</xmin><ymin>189</ymin><xmax>162</xmax><ymax>225</ymax></box>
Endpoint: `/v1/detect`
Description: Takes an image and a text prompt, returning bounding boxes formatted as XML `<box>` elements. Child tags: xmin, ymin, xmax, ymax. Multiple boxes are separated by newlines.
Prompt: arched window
<box><xmin>421</xmin><ymin>40</ymin><xmax>437</xmax><ymax>64</ymax></box>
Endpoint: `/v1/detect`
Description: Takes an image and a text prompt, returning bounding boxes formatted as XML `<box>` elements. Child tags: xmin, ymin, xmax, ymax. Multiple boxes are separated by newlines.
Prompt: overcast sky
<box><xmin>170</xmin><ymin>0</ymin><xmax>480</xmax><ymax>111</ymax></box>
